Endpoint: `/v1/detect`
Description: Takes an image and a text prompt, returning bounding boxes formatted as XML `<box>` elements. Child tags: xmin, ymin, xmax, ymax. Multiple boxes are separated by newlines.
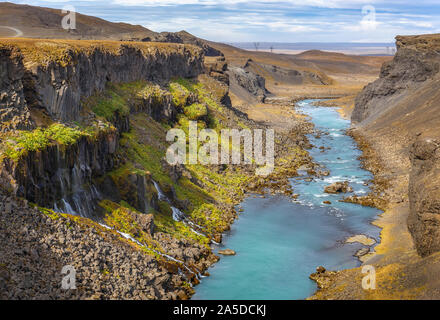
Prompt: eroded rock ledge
<box><xmin>0</xmin><ymin>39</ymin><xmax>204</xmax><ymax>129</ymax></box>
<box><xmin>352</xmin><ymin>33</ymin><xmax>440</xmax><ymax>259</ymax></box>
<box><xmin>408</xmin><ymin>138</ymin><xmax>440</xmax><ymax>257</ymax></box>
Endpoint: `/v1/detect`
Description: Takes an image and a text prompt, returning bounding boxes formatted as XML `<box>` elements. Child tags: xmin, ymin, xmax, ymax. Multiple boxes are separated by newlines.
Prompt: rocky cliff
<box><xmin>0</xmin><ymin>39</ymin><xmax>203</xmax><ymax>127</ymax></box>
<box><xmin>0</xmin><ymin>39</ymin><xmax>204</xmax><ymax>218</ymax></box>
<box><xmin>352</xmin><ymin>34</ymin><xmax>440</xmax><ymax>125</ymax></box>
<box><xmin>352</xmin><ymin>34</ymin><xmax>440</xmax><ymax>257</ymax></box>
<box><xmin>228</xmin><ymin>65</ymin><xmax>269</xmax><ymax>102</ymax></box>
<box><xmin>408</xmin><ymin>138</ymin><xmax>440</xmax><ymax>256</ymax></box>
<box><xmin>0</xmin><ymin>127</ymin><xmax>119</xmax><ymax>219</ymax></box>
<box><xmin>0</xmin><ymin>45</ymin><xmax>33</xmax><ymax>131</ymax></box>
<box><xmin>0</xmin><ymin>38</ymin><xmax>268</xmax><ymax>300</ymax></box>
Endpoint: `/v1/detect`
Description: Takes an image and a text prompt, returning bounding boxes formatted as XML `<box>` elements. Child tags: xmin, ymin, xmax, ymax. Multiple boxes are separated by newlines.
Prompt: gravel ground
<box><xmin>0</xmin><ymin>193</ymin><xmax>195</xmax><ymax>300</ymax></box>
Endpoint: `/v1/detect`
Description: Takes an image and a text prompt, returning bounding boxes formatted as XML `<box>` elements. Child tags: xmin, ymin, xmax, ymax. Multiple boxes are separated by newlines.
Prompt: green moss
<box><xmin>1</xmin><ymin>123</ymin><xmax>92</xmax><ymax>161</ymax></box>
<box><xmin>169</xmin><ymin>82</ymin><xmax>190</xmax><ymax>107</ymax></box>
<box><xmin>184</xmin><ymin>103</ymin><xmax>207</xmax><ymax>120</ymax></box>
<box><xmin>88</xmin><ymin>85</ymin><xmax>130</xmax><ymax>121</ymax></box>
<box><xmin>37</xmin><ymin>206</ymin><xmax>62</xmax><ymax>220</ymax></box>
<box><xmin>99</xmin><ymin>200</ymin><xmax>164</xmax><ymax>253</ymax></box>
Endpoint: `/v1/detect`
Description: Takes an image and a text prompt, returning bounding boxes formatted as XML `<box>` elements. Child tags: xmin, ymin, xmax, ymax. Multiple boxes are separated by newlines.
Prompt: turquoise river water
<box><xmin>192</xmin><ymin>99</ymin><xmax>382</xmax><ymax>300</ymax></box>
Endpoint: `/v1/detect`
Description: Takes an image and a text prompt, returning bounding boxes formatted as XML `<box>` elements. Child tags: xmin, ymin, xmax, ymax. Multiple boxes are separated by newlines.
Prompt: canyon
<box><xmin>312</xmin><ymin>34</ymin><xmax>440</xmax><ymax>299</ymax></box>
<box><xmin>2</xmin><ymin>2</ymin><xmax>440</xmax><ymax>301</ymax></box>
<box><xmin>0</xmin><ymin>35</ymin><xmax>315</xmax><ymax>299</ymax></box>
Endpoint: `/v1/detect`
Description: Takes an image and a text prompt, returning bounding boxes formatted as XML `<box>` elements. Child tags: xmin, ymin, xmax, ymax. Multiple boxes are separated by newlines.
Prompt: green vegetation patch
<box><xmin>0</xmin><ymin>123</ymin><xmax>93</xmax><ymax>161</ymax></box>
<box><xmin>184</xmin><ymin>103</ymin><xmax>208</xmax><ymax>120</ymax></box>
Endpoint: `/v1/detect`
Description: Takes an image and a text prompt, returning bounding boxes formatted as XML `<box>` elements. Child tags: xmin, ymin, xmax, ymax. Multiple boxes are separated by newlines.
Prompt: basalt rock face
<box><xmin>0</xmin><ymin>47</ymin><xmax>33</xmax><ymax>131</ymax></box>
<box><xmin>0</xmin><ymin>129</ymin><xmax>119</xmax><ymax>219</ymax></box>
<box><xmin>0</xmin><ymin>40</ymin><xmax>205</xmax><ymax>217</ymax></box>
<box><xmin>0</xmin><ymin>194</ymin><xmax>190</xmax><ymax>300</ymax></box>
<box><xmin>228</xmin><ymin>66</ymin><xmax>269</xmax><ymax>102</ymax></box>
<box><xmin>408</xmin><ymin>138</ymin><xmax>440</xmax><ymax>257</ymax></box>
<box><xmin>25</xmin><ymin>45</ymin><xmax>203</xmax><ymax>123</ymax></box>
<box><xmin>0</xmin><ymin>41</ymin><xmax>204</xmax><ymax>129</ymax></box>
<box><xmin>352</xmin><ymin>35</ymin><xmax>440</xmax><ymax>125</ymax></box>
<box><xmin>130</xmin><ymin>87</ymin><xmax>178</xmax><ymax>124</ymax></box>
<box><xmin>352</xmin><ymin>34</ymin><xmax>440</xmax><ymax>258</ymax></box>
<box><xmin>150</xmin><ymin>31</ymin><xmax>223</xmax><ymax>57</ymax></box>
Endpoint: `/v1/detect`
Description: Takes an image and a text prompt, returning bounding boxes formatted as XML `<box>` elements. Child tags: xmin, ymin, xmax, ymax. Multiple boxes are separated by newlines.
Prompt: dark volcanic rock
<box><xmin>228</xmin><ymin>66</ymin><xmax>269</xmax><ymax>102</ymax></box>
<box><xmin>0</xmin><ymin>46</ymin><xmax>33</xmax><ymax>131</ymax></box>
<box><xmin>352</xmin><ymin>35</ymin><xmax>440</xmax><ymax>125</ymax></box>
<box><xmin>0</xmin><ymin>42</ymin><xmax>204</xmax><ymax>125</ymax></box>
<box><xmin>0</xmin><ymin>192</ymin><xmax>193</xmax><ymax>300</ymax></box>
<box><xmin>408</xmin><ymin>138</ymin><xmax>440</xmax><ymax>257</ymax></box>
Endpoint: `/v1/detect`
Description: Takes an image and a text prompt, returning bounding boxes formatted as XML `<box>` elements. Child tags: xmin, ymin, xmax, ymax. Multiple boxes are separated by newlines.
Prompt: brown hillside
<box><xmin>0</xmin><ymin>2</ymin><xmax>157</xmax><ymax>40</ymax></box>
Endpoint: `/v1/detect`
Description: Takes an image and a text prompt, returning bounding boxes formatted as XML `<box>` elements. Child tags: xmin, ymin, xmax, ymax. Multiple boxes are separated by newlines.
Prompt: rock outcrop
<box><xmin>243</xmin><ymin>58</ymin><xmax>330</xmax><ymax>86</ymax></box>
<box><xmin>0</xmin><ymin>46</ymin><xmax>33</xmax><ymax>131</ymax></box>
<box><xmin>0</xmin><ymin>127</ymin><xmax>119</xmax><ymax>219</ymax></box>
<box><xmin>309</xmin><ymin>266</ymin><xmax>338</xmax><ymax>290</ymax></box>
<box><xmin>352</xmin><ymin>34</ymin><xmax>440</xmax><ymax>125</ymax></box>
<box><xmin>324</xmin><ymin>181</ymin><xmax>353</xmax><ymax>194</ymax></box>
<box><xmin>152</xmin><ymin>31</ymin><xmax>223</xmax><ymax>57</ymax></box>
<box><xmin>228</xmin><ymin>66</ymin><xmax>269</xmax><ymax>102</ymax></box>
<box><xmin>352</xmin><ymin>33</ymin><xmax>440</xmax><ymax>258</ymax></box>
<box><xmin>205</xmin><ymin>56</ymin><xmax>229</xmax><ymax>85</ymax></box>
<box><xmin>0</xmin><ymin>39</ymin><xmax>204</xmax><ymax>127</ymax></box>
<box><xmin>408</xmin><ymin>138</ymin><xmax>440</xmax><ymax>257</ymax></box>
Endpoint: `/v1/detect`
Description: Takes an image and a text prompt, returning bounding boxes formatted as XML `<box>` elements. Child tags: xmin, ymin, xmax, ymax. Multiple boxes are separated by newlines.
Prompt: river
<box><xmin>192</xmin><ymin>99</ymin><xmax>382</xmax><ymax>300</ymax></box>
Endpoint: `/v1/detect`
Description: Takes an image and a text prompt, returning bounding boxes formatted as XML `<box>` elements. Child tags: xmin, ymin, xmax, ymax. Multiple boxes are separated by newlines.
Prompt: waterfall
<box><xmin>52</xmin><ymin>151</ymin><xmax>103</xmax><ymax>219</ymax></box>
<box><xmin>152</xmin><ymin>180</ymin><xmax>212</xmax><ymax>241</ymax></box>
<box><xmin>152</xmin><ymin>180</ymin><xmax>168</xmax><ymax>202</ymax></box>
<box><xmin>53</xmin><ymin>183</ymin><xmax>102</xmax><ymax>219</ymax></box>
<box><xmin>171</xmin><ymin>207</ymin><xmax>186</xmax><ymax>222</ymax></box>
<box><xmin>98</xmin><ymin>223</ymin><xmax>201</xmax><ymax>279</ymax></box>
<box><xmin>152</xmin><ymin>180</ymin><xmax>185</xmax><ymax>222</ymax></box>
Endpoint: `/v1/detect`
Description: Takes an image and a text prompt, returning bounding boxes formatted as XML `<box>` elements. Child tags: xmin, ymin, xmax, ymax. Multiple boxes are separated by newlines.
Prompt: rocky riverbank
<box><xmin>310</xmin><ymin>34</ymin><xmax>440</xmax><ymax>300</ymax></box>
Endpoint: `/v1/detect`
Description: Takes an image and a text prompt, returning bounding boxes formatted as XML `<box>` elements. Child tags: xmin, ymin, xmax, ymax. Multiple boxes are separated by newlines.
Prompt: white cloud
<box><xmin>112</xmin><ymin>0</ymin><xmax>380</xmax><ymax>8</ymax></box>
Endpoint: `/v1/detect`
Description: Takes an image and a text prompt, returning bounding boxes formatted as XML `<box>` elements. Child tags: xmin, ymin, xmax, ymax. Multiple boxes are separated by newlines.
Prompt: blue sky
<box><xmin>8</xmin><ymin>0</ymin><xmax>440</xmax><ymax>42</ymax></box>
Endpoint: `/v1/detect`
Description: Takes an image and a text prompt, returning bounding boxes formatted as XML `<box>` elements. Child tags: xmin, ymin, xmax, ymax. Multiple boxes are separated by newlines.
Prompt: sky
<box><xmin>7</xmin><ymin>0</ymin><xmax>440</xmax><ymax>42</ymax></box>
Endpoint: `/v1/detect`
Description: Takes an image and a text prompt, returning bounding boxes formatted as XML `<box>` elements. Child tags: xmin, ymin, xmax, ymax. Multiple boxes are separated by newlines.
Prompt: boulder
<box><xmin>309</xmin><ymin>266</ymin><xmax>338</xmax><ymax>290</ymax></box>
<box><xmin>324</xmin><ymin>181</ymin><xmax>353</xmax><ymax>194</ymax></box>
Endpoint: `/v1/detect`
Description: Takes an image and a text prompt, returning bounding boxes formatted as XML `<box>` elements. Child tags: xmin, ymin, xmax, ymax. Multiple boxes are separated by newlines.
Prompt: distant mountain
<box><xmin>0</xmin><ymin>2</ymin><xmax>222</xmax><ymax>56</ymax></box>
<box><xmin>229</xmin><ymin>42</ymin><xmax>396</xmax><ymax>56</ymax></box>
